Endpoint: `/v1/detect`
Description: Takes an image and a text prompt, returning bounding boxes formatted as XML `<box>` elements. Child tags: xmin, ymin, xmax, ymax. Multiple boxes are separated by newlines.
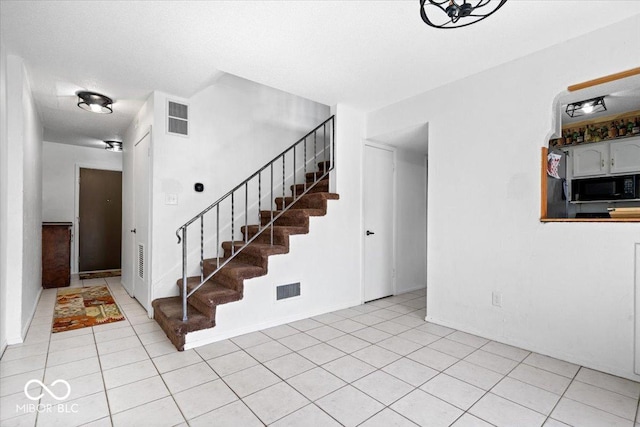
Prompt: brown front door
<box><xmin>79</xmin><ymin>168</ymin><xmax>122</xmax><ymax>272</ymax></box>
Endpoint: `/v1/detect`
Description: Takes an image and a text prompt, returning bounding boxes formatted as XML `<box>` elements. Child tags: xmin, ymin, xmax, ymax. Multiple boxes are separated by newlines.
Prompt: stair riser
<box><xmin>223</xmin><ymin>248</ymin><xmax>269</xmax><ymax>270</ymax></box>
<box><xmin>291</xmin><ymin>183</ymin><xmax>329</xmax><ymax>196</ymax></box>
<box><xmin>243</xmin><ymin>228</ymin><xmax>291</xmax><ymax>247</ymax></box>
<box><xmin>260</xmin><ymin>214</ymin><xmax>310</xmax><ymax>228</ymax></box>
<box><xmin>305</xmin><ymin>172</ymin><xmax>328</xmax><ymax>183</ymax></box>
<box><xmin>274</xmin><ymin>197</ymin><xmax>327</xmax><ymax>211</ymax></box>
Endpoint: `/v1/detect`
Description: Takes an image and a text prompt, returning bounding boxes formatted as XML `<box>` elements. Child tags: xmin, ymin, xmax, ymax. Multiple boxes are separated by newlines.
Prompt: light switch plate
<box><xmin>165</xmin><ymin>194</ymin><xmax>178</xmax><ymax>205</ymax></box>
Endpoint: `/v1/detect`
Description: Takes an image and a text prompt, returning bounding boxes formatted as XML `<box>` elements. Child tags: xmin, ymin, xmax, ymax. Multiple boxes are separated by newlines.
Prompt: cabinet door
<box><xmin>572</xmin><ymin>145</ymin><xmax>608</xmax><ymax>177</ymax></box>
<box><xmin>610</xmin><ymin>137</ymin><xmax>640</xmax><ymax>174</ymax></box>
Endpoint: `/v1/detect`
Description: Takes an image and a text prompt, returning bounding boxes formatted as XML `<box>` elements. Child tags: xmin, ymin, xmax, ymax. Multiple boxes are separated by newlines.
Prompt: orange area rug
<box><xmin>52</xmin><ymin>286</ymin><xmax>125</xmax><ymax>333</ymax></box>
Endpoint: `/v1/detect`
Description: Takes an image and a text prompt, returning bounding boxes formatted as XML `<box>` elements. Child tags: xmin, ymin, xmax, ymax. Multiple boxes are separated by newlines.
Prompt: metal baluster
<box><xmin>314</xmin><ymin>132</ymin><xmax>317</xmax><ymax>182</ymax></box>
<box><xmin>200</xmin><ymin>216</ymin><xmax>204</xmax><ymax>283</ymax></box>
<box><xmin>282</xmin><ymin>155</ymin><xmax>285</xmax><ymax>210</ymax></box>
<box><xmin>324</xmin><ymin>123</ymin><xmax>327</xmax><ymax>167</ymax></box>
<box><xmin>182</xmin><ymin>226</ymin><xmax>188</xmax><ymax>321</ymax></box>
<box><xmin>258</xmin><ymin>172</ymin><xmax>261</xmax><ymax>231</ymax></box>
<box><xmin>270</xmin><ymin>164</ymin><xmax>274</xmax><ymax>246</ymax></box>
<box><xmin>304</xmin><ymin>137</ymin><xmax>307</xmax><ymax>192</ymax></box>
<box><xmin>244</xmin><ymin>182</ymin><xmax>248</xmax><ymax>244</ymax></box>
<box><xmin>231</xmin><ymin>193</ymin><xmax>235</xmax><ymax>256</ymax></box>
<box><xmin>331</xmin><ymin>118</ymin><xmax>335</xmax><ymax>173</ymax></box>
<box><xmin>293</xmin><ymin>145</ymin><xmax>296</xmax><ymax>199</ymax></box>
<box><xmin>216</xmin><ymin>205</ymin><xmax>220</xmax><ymax>268</ymax></box>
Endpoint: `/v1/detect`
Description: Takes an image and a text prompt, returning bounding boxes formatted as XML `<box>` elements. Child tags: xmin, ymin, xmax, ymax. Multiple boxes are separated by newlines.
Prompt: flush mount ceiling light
<box><xmin>565</xmin><ymin>96</ymin><xmax>607</xmax><ymax>118</ymax></box>
<box><xmin>420</xmin><ymin>0</ymin><xmax>508</xmax><ymax>29</ymax></box>
<box><xmin>77</xmin><ymin>91</ymin><xmax>113</xmax><ymax>114</ymax></box>
<box><xmin>104</xmin><ymin>140</ymin><xmax>122</xmax><ymax>152</ymax></box>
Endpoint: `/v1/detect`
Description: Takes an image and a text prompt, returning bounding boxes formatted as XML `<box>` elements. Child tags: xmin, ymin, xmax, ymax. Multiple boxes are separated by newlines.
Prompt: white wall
<box><xmin>42</xmin><ymin>141</ymin><xmax>122</xmax><ymax>273</ymax></box>
<box><xmin>0</xmin><ymin>42</ymin><xmax>8</xmax><ymax>353</ymax></box>
<box><xmin>148</xmin><ymin>74</ymin><xmax>330</xmax><ymax>302</ymax></box>
<box><xmin>122</xmin><ymin>94</ymin><xmax>154</xmax><ymax>295</ymax></box>
<box><xmin>187</xmin><ymin>103</ymin><xmax>366</xmax><ymax>346</ymax></box>
<box><xmin>366</xmin><ymin>15</ymin><xmax>640</xmax><ymax>380</ymax></box>
<box><xmin>20</xmin><ymin>62</ymin><xmax>42</xmax><ymax>333</ymax></box>
<box><xmin>395</xmin><ymin>148</ymin><xmax>428</xmax><ymax>293</ymax></box>
<box><xmin>1</xmin><ymin>53</ymin><xmax>43</xmax><ymax>345</ymax></box>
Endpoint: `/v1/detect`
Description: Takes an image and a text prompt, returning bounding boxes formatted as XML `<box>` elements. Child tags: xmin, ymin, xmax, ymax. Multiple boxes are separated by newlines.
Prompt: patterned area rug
<box><xmin>53</xmin><ymin>286</ymin><xmax>125</xmax><ymax>333</ymax></box>
<box><xmin>78</xmin><ymin>270</ymin><xmax>121</xmax><ymax>280</ymax></box>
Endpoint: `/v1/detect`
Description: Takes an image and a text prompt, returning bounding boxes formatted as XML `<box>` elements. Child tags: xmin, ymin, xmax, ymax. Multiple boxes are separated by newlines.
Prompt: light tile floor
<box><xmin>2</xmin><ymin>277</ymin><xmax>640</xmax><ymax>426</ymax></box>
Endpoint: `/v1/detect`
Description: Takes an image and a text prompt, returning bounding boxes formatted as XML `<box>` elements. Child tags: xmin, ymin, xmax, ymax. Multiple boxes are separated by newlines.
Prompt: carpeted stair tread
<box><xmin>242</xmin><ymin>225</ymin><xmax>309</xmax><ymax>247</ymax></box>
<box><xmin>305</xmin><ymin>171</ymin><xmax>328</xmax><ymax>182</ymax></box>
<box><xmin>221</xmin><ymin>241</ymin><xmax>289</xmax><ymax>256</ymax></box>
<box><xmin>152</xmin><ymin>296</ymin><xmax>216</xmax><ymax>351</ymax></box>
<box><xmin>261</xmin><ymin>208</ymin><xmax>325</xmax><ymax>218</ymax></box>
<box><xmin>176</xmin><ymin>277</ymin><xmax>242</xmax><ymax>314</ymax></box>
<box><xmin>275</xmin><ymin>192</ymin><xmax>340</xmax><ymax>209</ymax></box>
<box><xmin>291</xmin><ymin>179</ymin><xmax>328</xmax><ymax>195</ymax></box>
<box><xmin>203</xmin><ymin>257</ymin><xmax>266</xmax><ymax>280</ymax></box>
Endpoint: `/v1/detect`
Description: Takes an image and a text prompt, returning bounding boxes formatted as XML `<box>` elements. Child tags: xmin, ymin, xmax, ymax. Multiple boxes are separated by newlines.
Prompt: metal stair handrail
<box><xmin>175</xmin><ymin>116</ymin><xmax>335</xmax><ymax>321</ymax></box>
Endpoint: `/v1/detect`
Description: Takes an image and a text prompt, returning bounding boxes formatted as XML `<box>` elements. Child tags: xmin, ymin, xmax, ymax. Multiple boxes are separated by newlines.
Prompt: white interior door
<box><xmin>364</xmin><ymin>144</ymin><xmax>395</xmax><ymax>302</ymax></box>
<box><xmin>134</xmin><ymin>132</ymin><xmax>151</xmax><ymax>311</ymax></box>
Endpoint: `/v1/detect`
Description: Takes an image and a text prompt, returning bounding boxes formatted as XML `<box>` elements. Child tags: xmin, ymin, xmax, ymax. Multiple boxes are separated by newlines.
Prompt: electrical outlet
<box><xmin>492</xmin><ymin>291</ymin><xmax>502</xmax><ymax>307</ymax></box>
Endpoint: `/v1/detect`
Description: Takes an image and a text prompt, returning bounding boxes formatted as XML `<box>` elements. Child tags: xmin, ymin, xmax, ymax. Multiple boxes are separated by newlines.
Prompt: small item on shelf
<box><xmin>633</xmin><ymin>117</ymin><xmax>640</xmax><ymax>135</ymax></box>
<box><xmin>573</xmin><ymin>129</ymin><xmax>580</xmax><ymax>143</ymax></box>
<box><xmin>608</xmin><ymin>122</ymin><xmax>618</xmax><ymax>139</ymax></box>
<box><xmin>601</xmin><ymin>125</ymin><xmax>609</xmax><ymax>140</ymax></box>
<box><xmin>627</xmin><ymin>119</ymin><xmax>635</xmax><ymax>135</ymax></box>
<box><xmin>584</xmin><ymin>125</ymin><xmax>592</xmax><ymax>143</ymax></box>
<box><xmin>618</xmin><ymin>120</ymin><xmax>627</xmax><ymax>137</ymax></box>
<box><xmin>564</xmin><ymin>130</ymin><xmax>573</xmax><ymax>144</ymax></box>
<box><xmin>576</xmin><ymin>128</ymin><xmax>584</xmax><ymax>143</ymax></box>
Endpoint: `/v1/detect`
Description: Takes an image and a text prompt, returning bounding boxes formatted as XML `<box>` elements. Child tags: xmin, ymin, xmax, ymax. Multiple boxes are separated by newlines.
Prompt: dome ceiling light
<box><xmin>77</xmin><ymin>91</ymin><xmax>113</xmax><ymax>114</ymax></box>
<box><xmin>104</xmin><ymin>140</ymin><xmax>122</xmax><ymax>152</ymax></box>
<box><xmin>420</xmin><ymin>0</ymin><xmax>508</xmax><ymax>29</ymax></box>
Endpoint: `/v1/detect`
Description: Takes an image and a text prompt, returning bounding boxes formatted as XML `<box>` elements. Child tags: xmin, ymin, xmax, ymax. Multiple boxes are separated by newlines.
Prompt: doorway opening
<box><xmin>77</xmin><ymin>167</ymin><xmax>122</xmax><ymax>273</ymax></box>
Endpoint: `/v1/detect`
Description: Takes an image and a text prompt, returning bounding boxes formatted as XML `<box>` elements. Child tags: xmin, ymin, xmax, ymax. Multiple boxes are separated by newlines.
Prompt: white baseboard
<box><xmin>184</xmin><ymin>298</ymin><xmax>362</xmax><ymax>350</ymax></box>
<box><xmin>21</xmin><ymin>287</ymin><xmax>43</xmax><ymax>340</ymax></box>
<box><xmin>425</xmin><ymin>314</ymin><xmax>640</xmax><ymax>383</ymax></box>
<box><xmin>397</xmin><ymin>284</ymin><xmax>426</xmax><ymax>294</ymax></box>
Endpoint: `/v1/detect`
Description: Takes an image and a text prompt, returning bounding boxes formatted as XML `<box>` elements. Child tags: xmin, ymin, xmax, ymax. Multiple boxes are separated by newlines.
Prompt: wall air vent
<box><xmin>276</xmin><ymin>282</ymin><xmax>301</xmax><ymax>301</ymax></box>
<box><xmin>167</xmin><ymin>100</ymin><xmax>189</xmax><ymax>137</ymax></box>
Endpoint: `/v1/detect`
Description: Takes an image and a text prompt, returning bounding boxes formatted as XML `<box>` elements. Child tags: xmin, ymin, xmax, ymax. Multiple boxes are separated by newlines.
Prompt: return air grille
<box><xmin>137</xmin><ymin>244</ymin><xmax>144</xmax><ymax>279</ymax></box>
<box><xmin>276</xmin><ymin>282</ymin><xmax>300</xmax><ymax>300</ymax></box>
<box><xmin>167</xmin><ymin>101</ymin><xmax>189</xmax><ymax>136</ymax></box>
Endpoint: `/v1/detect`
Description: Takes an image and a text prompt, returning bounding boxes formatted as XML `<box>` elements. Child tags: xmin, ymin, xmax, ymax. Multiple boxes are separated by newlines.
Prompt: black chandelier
<box><xmin>420</xmin><ymin>0</ymin><xmax>508</xmax><ymax>29</ymax></box>
<box><xmin>565</xmin><ymin>96</ymin><xmax>607</xmax><ymax>118</ymax></box>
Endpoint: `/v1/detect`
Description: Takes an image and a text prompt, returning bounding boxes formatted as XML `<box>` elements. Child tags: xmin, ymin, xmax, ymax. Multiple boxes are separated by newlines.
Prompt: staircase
<box><xmin>152</xmin><ymin>117</ymin><xmax>338</xmax><ymax>350</ymax></box>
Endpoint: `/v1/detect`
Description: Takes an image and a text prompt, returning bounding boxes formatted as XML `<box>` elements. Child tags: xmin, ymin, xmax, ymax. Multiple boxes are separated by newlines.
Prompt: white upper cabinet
<box><xmin>610</xmin><ymin>138</ymin><xmax>640</xmax><ymax>174</ymax></box>
<box><xmin>572</xmin><ymin>144</ymin><xmax>608</xmax><ymax>177</ymax></box>
<box><xmin>569</xmin><ymin>136</ymin><xmax>640</xmax><ymax>178</ymax></box>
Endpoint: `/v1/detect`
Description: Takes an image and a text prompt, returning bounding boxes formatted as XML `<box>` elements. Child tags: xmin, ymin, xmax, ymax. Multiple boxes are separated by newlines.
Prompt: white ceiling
<box><xmin>2</xmin><ymin>1</ymin><xmax>640</xmax><ymax>148</ymax></box>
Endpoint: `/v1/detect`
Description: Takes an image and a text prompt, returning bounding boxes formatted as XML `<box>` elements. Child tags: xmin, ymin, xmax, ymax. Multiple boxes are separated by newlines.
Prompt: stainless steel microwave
<box><xmin>572</xmin><ymin>174</ymin><xmax>640</xmax><ymax>202</ymax></box>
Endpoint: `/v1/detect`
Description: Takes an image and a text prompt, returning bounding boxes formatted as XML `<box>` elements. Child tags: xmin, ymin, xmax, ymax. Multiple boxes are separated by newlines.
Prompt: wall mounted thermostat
<box><xmin>194</xmin><ymin>183</ymin><xmax>204</xmax><ymax>192</ymax></box>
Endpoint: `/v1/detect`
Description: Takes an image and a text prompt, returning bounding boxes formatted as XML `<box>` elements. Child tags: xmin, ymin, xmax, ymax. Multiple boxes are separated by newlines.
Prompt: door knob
<box><xmin>366</xmin><ymin>230</ymin><xmax>375</xmax><ymax>236</ymax></box>
<box><xmin>130</xmin><ymin>229</ymin><xmax>136</xmax><ymax>233</ymax></box>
